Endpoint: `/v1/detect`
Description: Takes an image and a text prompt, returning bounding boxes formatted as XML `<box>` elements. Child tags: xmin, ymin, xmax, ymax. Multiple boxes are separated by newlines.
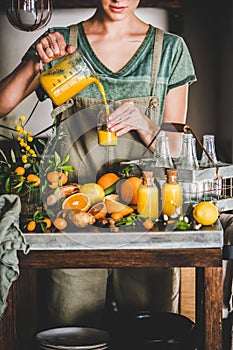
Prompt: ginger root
<box><xmin>68</xmin><ymin>210</ymin><xmax>95</xmax><ymax>228</ymax></box>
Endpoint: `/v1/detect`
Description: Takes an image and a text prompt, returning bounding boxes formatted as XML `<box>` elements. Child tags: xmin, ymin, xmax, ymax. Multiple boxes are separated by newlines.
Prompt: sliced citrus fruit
<box><xmin>119</xmin><ymin>176</ymin><xmax>142</xmax><ymax>205</ymax></box>
<box><xmin>105</xmin><ymin>197</ymin><xmax>134</xmax><ymax>217</ymax></box>
<box><xmin>97</xmin><ymin>172</ymin><xmax>120</xmax><ymax>190</ymax></box>
<box><xmin>79</xmin><ymin>183</ymin><xmax>105</xmax><ymax>205</ymax></box>
<box><xmin>88</xmin><ymin>201</ymin><xmax>107</xmax><ymax>219</ymax></box>
<box><xmin>193</xmin><ymin>201</ymin><xmax>218</xmax><ymax>226</ymax></box>
<box><xmin>62</xmin><ymin>192</ymin><xmax>91</xmax><ymax>212</ymax></box>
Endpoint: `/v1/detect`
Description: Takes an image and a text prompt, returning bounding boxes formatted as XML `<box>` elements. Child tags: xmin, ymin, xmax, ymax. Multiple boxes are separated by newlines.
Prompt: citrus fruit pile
<box><xmin>26</xmin><ymin>168</ymin><xmax>220</xmax><ymax>233</ymax></box>
<box><xmin>40</xmin><ymin>171</ymin><xmax>144</xmax><ymax>232</ymax></box>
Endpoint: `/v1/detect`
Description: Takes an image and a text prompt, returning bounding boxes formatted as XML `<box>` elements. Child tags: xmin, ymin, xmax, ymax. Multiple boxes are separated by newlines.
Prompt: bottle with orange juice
<box><xmin>162</xmin><ymin>169</ymin><xmax>182</xmax><ymax>218</ymax></box>
<box><xmin>137</xmin><ymin>171</ymin><xmax>159</xmax><ymax>219</ymax></box>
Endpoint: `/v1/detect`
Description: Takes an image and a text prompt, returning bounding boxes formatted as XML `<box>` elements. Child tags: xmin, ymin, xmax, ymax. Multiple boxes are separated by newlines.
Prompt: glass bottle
<box><xmin>200</xmin><ymin>134</ymin><xmax>218</xmax><ymax>168</ymax></box>
<box><xmin>154</xmin><ymin>131</ymin><xmax>173</xmax><ymax>168</ymax></box>
<box><xmin>137</xmin><ymin>171</ymin><xmax>159</xmax><ymax>219</ymax></box>
<box><xmin>177</xmin><ymin>133</ymin><xmax>199</xmax><ymax>170</ymax></box>
<box><xmin>162</xmin><ymin>169</ymin><xmax>182</xmax><ymax>218</ymax></box>
<box><xmin>200</xmin><ymin>135</ymin><xmax>221</xmax><ymax>199</ymax></box>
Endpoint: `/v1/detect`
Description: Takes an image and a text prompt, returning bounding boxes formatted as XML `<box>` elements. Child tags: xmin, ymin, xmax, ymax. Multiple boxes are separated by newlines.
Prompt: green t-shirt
<box><xmin>23</xmin><ymin>22</ymin><xmax>196</xmax><ymax>125</ymax></box>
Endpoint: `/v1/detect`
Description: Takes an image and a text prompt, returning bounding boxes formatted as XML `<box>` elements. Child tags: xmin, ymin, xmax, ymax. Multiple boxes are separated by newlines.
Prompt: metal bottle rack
<box><xmin>124</xmin><ymin>123</ymin><xmax>233</xmax><ymax>212</ymax></box>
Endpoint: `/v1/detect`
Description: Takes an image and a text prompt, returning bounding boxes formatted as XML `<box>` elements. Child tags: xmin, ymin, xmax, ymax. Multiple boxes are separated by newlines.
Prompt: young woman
<box><xmin>0</xmin><ymin>0</ymin><xmax>196</xmax><ymax>327</ymax></box>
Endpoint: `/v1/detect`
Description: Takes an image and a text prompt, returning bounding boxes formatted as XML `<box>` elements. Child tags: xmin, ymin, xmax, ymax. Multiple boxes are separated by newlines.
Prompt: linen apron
<box><xmin>46</xmin><ymin>25</ymin><xmax>180</xmax><ymax>328</ymax></box>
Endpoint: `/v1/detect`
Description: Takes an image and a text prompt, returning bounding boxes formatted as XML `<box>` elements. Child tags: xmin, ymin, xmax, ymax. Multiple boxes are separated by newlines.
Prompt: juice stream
<box><xmin>40</xmin><ymin>67</ymin><xmax>117</xmax><ymax>145</ymax></box>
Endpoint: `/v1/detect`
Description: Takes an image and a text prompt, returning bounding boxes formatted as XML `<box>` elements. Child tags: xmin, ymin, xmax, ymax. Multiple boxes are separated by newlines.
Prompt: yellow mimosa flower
<box><xmin>19</xmin><ymin>115</ymin><xmax>26</xmax><ymax>122</ymax></box>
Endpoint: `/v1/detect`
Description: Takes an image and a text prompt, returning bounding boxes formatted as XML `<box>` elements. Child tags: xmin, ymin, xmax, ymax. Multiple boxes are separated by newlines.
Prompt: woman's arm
<box><xmin>163</xmin><ymin>83</ymin><xmax>189</xmax><ymax>158</ymax></box>
<box><xmin>0</xmin><ymin>31</ymin><xmax>75</xmax><ymax>118</ymax></box>
<box><xmin>0</xmin><ymin>58</ymin><xmax>41</xmax><ymax>117</ymax></box>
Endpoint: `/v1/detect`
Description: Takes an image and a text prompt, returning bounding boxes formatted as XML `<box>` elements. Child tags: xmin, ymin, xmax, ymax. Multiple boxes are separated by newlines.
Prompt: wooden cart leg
<box><xmin>0</xmin><ymin>269</ymin><xmax>38</xmax><ymax>350</ymax></box>
<box><xmin>196</xmin><ymin>267</ymin><xmax>223</xmax><ymax>350</ymax></box>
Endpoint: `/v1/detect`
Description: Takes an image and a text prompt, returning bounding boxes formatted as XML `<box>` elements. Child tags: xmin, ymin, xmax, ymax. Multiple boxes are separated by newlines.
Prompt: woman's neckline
<box><xmin>78</xmin><ymin>22</ymin><xmax>154</xmax><ymax>76</ymax></box>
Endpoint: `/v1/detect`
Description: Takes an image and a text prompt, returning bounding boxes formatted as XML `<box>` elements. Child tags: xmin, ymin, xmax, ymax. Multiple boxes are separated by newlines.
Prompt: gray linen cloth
<box><xmin>220</xmin><ymin>213</ymin><xmax>233</xmax><ymax>318</ymax></box>
<box><xmin>0</xmin><ymin>194</ymin><xmax>30</xmax><ymax>319</ymax></box>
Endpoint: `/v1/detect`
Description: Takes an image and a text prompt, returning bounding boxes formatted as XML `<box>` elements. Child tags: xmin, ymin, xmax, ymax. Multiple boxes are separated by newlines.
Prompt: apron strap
<box><xmin>151</xmin><ymin>28</ymin><xmax>164</xmax><ymax>96</ymax></box>
<box><xmin>69</xmin><ymin>24</ymin><xmax>78</xmax><ymax>48</ymax></box>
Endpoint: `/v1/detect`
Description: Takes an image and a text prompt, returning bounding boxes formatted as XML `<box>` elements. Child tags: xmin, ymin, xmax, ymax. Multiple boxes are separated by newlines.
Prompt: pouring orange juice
<box><xmin>39</xmin><ymin>50</ymin><xmax>107</xmax><ymax>106</ymax></box>
<box><xmin>39</xmin><ymin>50</ymin><xmax>117</xmax><ymax>146</ymax></box>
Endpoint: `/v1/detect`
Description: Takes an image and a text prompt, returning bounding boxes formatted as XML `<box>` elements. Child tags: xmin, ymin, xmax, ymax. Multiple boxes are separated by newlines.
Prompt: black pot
<box><xmin>109</xmin><ymin>310</ymin><xmax>196</xmax><ymax>350</ymax></box>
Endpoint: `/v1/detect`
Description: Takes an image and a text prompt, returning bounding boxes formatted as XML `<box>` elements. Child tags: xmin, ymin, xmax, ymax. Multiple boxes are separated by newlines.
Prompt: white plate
<box><xmin>36</xmin><ymin>327</ymin><xmax>109</xmax><ymax>349</ymax></box>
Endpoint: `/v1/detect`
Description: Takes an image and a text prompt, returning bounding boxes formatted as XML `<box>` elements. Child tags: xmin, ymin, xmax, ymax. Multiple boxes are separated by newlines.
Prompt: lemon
<box><xmin>79</xmin><ymin>183</ymin><xmax>105</xmax><ymax>205</ymax></box>
<box><xmin>192</xmin><ymin>201</ymin><xmax>219</xmax><ymax>226</ymax></box>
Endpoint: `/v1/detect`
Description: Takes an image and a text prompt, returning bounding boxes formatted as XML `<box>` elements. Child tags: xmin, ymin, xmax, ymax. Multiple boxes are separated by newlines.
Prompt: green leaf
<box><xmin>0</xmin><ymin>149</ymin><xmax>8</xmax><ymax>163</ymax></box>
<box><xmin>24</xmin><ymin>163</ymin><xmax>31</xmax><ymax>169</ymax></box>
<box><xmin>104</xmin><ymin>180</ymin><xmax>119</xmax><ymax>195</ymax></box>
<box><xmin>60</xmin><ymin>165</ymin><xmax>74</xmax><ymax>172</ymax></box>
<box><xmin>5</xmin><ymin>177</ymin><xmax>11</xmax><ymax>193</ymax></box>
<box><xmin>13</xmin><ymin>182</ymin><xmax>24</xmax><ymax>189</ymax></box>
<box><xmin>10</xmin><ymin>149</ymin><xmax>16</xmax><ymax>163</ymax></box>
<box><xmin>62</xmin><ymin>153</ymin><xmax>70</xmax><ymax>165</ymax></box>
<box><xmin>54</xmin><ymin>151</ymin><xmax>61</xmax><ymax>167</ymax></box>
<box><xmin>38</xmin><ymin>138</ymin><xmax>47</xmax><ymax>146</ymax></box>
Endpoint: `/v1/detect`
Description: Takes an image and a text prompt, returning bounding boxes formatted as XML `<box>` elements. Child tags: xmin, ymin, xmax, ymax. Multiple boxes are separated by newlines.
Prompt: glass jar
<box><xmin>177</xmin><ymin>133</ymin><xmax>199</xmax><ymax>170</ymax></box>
<box><xmin>39</xmin><ymin>50</ymin><xmax>107</xmax><ymax>106</ymax></box>
<box><xmin>154</xmin><ymin>131</ymin><xmax>173</xmax><ymax>168</ymax></box>
<box><xmin>200</xmin><ymin>134</ymin><xmax>218</xmax><ymax>168</ymax></box>
<box><xmin>137</xmin><ymin>171</ymin><xmax>159</xmax><ymax>219</ymax></box>
<box><xmin>162</xmin><ymin>169</ymin><xmax>182</xmax><ymax>218</ymax></box>
<box><xmin>97</xmin><ymin>105</ymin><xmax>118</xmax><ymax>146</ymax></box>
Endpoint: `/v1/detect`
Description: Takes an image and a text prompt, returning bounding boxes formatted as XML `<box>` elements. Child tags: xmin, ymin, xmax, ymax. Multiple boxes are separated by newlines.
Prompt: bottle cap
<box><xmin>142</xmin><ymin>171</ymin><xmax>153</xmax><ymax>178</ymax></box>
<box><xmin>166</xmin><ymin>169</ymin><xmax>177</xmax><ymax>176</ymax></box>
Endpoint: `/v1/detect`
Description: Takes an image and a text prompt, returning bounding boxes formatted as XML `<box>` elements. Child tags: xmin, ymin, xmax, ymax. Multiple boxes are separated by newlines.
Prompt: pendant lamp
<box><xmin>6</xmin><ymin>0</ymin><xmax>53</xmax><ymax>32</ymax></box>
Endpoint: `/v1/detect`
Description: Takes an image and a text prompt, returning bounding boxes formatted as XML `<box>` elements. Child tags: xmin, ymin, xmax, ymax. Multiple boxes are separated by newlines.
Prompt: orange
<box><xmin>88</xmin><ymin>201</ymin><xmax>107</xmax><ymax>219</ymax></box>
<box><xmin>47</xmin><ymin>171</ymin><xmax>68</xmax><ymax>186</ymax></box>
<box><xmin>97</xmin><ymin>172</ymin><xmax>120</xmax><ymax>190</ymax></box>
<box><xmin>119</xmin><ymin>176</ymin><xmax>142</xmax><ymax>205</ymax></box>
<box><xmin>62</xmin><ymin>192</ymin><xmax>91</xmax><ymax>211</ymax></box>
<box><xmin>105</xmin><ymin>197</ymin><xmax>134</xmax><ymax>217</ymax></box>
<box><xmin>27</xmin><ymin>174</ymin><xmax>41</xmax><ymax>187</ymax></box>
<box><xmin>43</xmin><ymin>217</ymin><xmax>52</xmax><ymax>229</ymax></box>
<box><xmin>193</xmin><ymin>201</ymin><xmax>219</xmax><ymax>226</ymax></box>
<box><xmin>15</xmin><ymin>166</ymin><xmax>25</xmax><ymax>175</ymax></box>
<box><xmin>53</xmin><ymin>217</ymin><xmax>68</xmax><ymax>230</ymax></box>
<box><xmin>27</xmin><ymin>220</ymin><xmax>36</xmax><ymax>232</ymax></box>
<box><xmin>111</xmin><ymin>212</ymin><xmax>124</xmax><ymax>221</ymax></box>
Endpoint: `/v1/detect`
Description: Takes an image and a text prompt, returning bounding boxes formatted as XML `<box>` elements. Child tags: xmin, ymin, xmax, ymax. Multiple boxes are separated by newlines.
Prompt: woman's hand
<box><xmin>106</xmin><ymin>100</ymin><xmax>159</xmax><ymax>150</ymax></box>
<box><xmin>35</xmin><ymin>31</ymin><xmax>76</xmax><ymax>65</ymax></box>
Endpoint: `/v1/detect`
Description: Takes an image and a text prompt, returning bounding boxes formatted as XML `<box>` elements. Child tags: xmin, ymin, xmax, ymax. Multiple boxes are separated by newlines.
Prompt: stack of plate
<box><xmin>36</xmin><ymin>327</ymin><xmax>109</xmax><ymax>350</ymax></box>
